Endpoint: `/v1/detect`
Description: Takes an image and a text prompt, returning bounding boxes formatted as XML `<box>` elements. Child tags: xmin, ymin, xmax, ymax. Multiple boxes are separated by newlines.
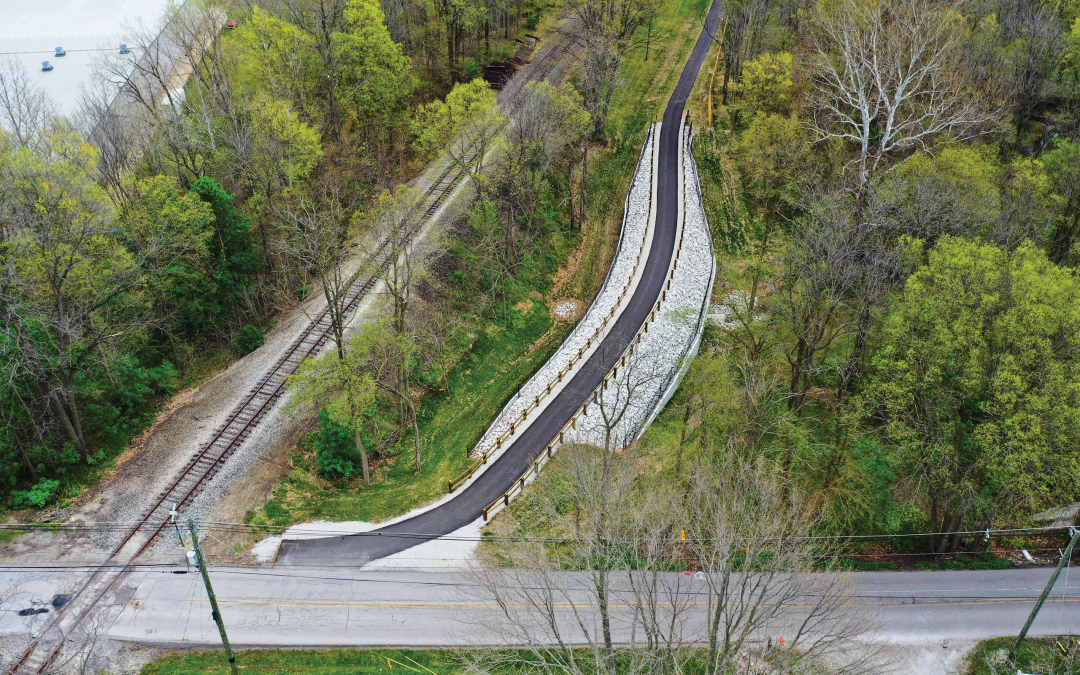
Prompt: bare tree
<box><xmin>0</xmin><ymin>57</ymin><xmax>56</xmax><ymax>148</ymax></box>
<box><xmin>567</xmin><ymin>0</ymin><xmax>658</xmax><ymax>139</ymax></box>
<box><xmin>775</xmin><ymin>195</ymin><xmax>859</xmax><ymax>417</ymax></box>
<box><xmin>90</xmin><ymin>0</ymin><xmax>232</xmax><ymax>189</ymax></box>
<box><xmin>363</xmin><ymin>185</ymin><xmax>431</xmax><ymax>427</ymax></box>
<box><xmin>78</xmin><ymin>79</ymin><xmax>146</xmax><ymax>208</ymax></box>
<box><xmin>717</xmin><ymin>0</ymin><xmax>776</xmax><ymax>110</ymax></box>
<box><xmin>463</xmin><ymin>431</ymin><xmax>887</xmax><ymax>675</ymax></box>
<box><xmin>996</xmin><ymin>0</ymin><xmax>1068</xmax><ymax>140</ymax></box>
<box><xmin>507</xmin><ymin>81</ymin><xmax>591</xmax><ymax>228</ymax></box>
<box><xmin>808</xmin><ymin>0</ymin><xmax>997</xmax><ymax>213</ymax></box>
<box><xmin>686</xmin><ymin>456</ymin><xmax>888</xmax><ymax>675</ymax></box>
<box><xmin>277</xmin><ymin>181</ymin><xmax>356</xmax><ymax>359</ymax></box>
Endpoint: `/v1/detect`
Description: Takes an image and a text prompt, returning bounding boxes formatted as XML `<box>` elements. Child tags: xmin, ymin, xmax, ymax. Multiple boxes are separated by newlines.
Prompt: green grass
<box><xmin>265</xmin><ymin>300</ymin><xmax>572</xmax><ymax>524</ymax></box>
<box><xmin>964</xmin><ymin>637</ymin><xmax>1080</xmax><ymax>675</ymax></box>
<box><xmin>0</xmin><ymin>528</ymin><xmax>25</xmax><ymax>544</ymax></box>
<box><xmin>564</xmin><ymin>0</ymin><xmax>711</xmax><ymax>301</ymax></box>
<box><xmin>249</xmin><ymin>0</ymin><xmax>712</xmax><ymax>529</ymax></box>
<box><xmin>141</xmin><ymin>648</ymin><xmax>466</xmax><ymax>674</ymax></box>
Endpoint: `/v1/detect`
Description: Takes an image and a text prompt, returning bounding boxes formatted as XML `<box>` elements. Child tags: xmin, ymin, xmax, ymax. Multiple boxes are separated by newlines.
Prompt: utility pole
<box><xmin>188</xmin><ymin>517</ymin><xmax>240</xmax><ymax>675</ymax></box>
<box><xmin>1009</xmin><ymin>527</ymin><xmax>1079</xmax><ymax>663</ymax></box>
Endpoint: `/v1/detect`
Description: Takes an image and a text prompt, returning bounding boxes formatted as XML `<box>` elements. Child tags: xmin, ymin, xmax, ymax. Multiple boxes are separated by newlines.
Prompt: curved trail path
<box><xmin>276</xmin><ymin>0</ymin><xmax>723</xmax><ymax>567</ymax></box>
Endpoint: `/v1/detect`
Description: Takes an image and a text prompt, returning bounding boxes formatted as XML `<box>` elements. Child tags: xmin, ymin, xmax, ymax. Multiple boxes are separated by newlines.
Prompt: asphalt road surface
<box><xmin>82</xmin><ymin>567</ymin><xmax>1077</xmax><ymax>648</ymax></box>
<box><xmin>275</xmin><ymin>0</ymin><xmax>725</xmax><ymax>568</ymax></box>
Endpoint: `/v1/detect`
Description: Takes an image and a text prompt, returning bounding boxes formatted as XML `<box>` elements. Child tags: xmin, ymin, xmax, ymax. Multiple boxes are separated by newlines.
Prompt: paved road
<box><xmin>61</xmin><ymin>567</ymin><xmax>1074</xmax><ymax>648</ymax></box>
<box><xmin>275</xmin><ymin>0</ymin><xmax>725</xmax><ymax>568</ymax></box>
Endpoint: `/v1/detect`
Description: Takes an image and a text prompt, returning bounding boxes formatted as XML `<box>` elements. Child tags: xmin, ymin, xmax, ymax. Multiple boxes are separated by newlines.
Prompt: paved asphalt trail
<box><xmin>276</xmin><ymin>0</ymin><xmax>724</xmax><ymax>568</ymax></box>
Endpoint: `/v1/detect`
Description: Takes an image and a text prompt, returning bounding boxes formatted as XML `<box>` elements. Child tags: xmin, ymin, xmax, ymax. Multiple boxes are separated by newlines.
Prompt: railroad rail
<box><xmin>7</xmin><ymin>23</ymin><xmax>577</xmax><ymax>673</ymax></box>
<box><xmin>5</xmin><ymin>144</ymin><xmax>472</xmax><ymax>675</ymax></box>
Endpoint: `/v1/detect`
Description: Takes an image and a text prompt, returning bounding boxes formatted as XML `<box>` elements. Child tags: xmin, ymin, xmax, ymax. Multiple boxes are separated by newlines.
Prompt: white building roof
<box><xmin>0</xmin><ymin>0</ymin><xmax>174</xmax><ymax>119</ymax></box>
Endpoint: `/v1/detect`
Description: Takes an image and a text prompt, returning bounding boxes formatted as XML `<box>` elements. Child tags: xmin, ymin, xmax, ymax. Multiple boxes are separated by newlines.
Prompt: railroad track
<box><xmin>8</xmin><ymin>22</ymin><xmax>579</xmax><ymax>669</ymax></box>
<box><xmin>499</xmin><ymin>23</ymin><xmax>579</xmax><ymax>105</ymax></box>
<box><xmin>5</xmin><ymin>147</ymin><xmax>473</xmax><ymax>675</ymax></box>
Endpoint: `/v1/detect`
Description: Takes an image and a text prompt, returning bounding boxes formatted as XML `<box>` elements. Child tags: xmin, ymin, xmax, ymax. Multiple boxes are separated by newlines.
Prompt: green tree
<box><xmin>336</xmin><ymin>0</ymin><xmax>415</xmax><ymax>132</ymax></box>
<box><xmin>233</xmin><ymin>7</ymin><xmax>320</xmax><ymax>121</ymax></box>
<box><xmin>866</xmin><ymin>236</ymin><xmax>1080</xmax><ymax>551</ymax></box>
<box><xmin>870</xmin><ymin>144</ymin><xmax>1001</xmax><ymax>245</ymax></box>
<box><xmin>190</xmin><ymin>177</ymin><xmax>261</xmax><ymax>324</ymax></box>
<box><xmin>411</xmin><ymin>78</ymin><xmax>502</xmax><ymax>166</ymax></box>
<box><xmin>245</xmin><ymin>95</ymin><xmax>323</xmax><ymax>197</ymax></box>
<box><xmin>1069</xmin><ymin>16</ymin><xmax>1080</xmax><ymax>80</ymax></box>
<box><xmin>286</xmin><ymin>334</ymin><xmax>377</xmax><ymax>485</ymax></box>
<box><xmin>239</xmin><ymin>94</ymin><xmax>323</xmax><ymax>271</ymax></box>
<box><xmin>122</xmin><ymin>175</ymin><xmax>215</xmax><ymax>340</ymax></box>
<box><xmin>1</xmin><ymin>129</ymin><xmax>133</xmax><ymax>458</ymax></box>
<box><xmin>1041</xmin><ymin>139</ymin><xmax>1080</xmax><ymax>264</ymax></box>
<box><xmin>729</xmin><ymin>51</ymin><xmax>794</xmax><ymax>123</ymax></box>
<box><xmin>733</xmin><ymin>114</ymin><xmax>813</xmax><ymax>313</ymax></box>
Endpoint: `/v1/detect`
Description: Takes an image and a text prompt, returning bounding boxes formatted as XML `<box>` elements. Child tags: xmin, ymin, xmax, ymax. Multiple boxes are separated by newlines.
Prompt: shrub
<box><xmin>842</xmin><ymin>559</ymin><xmax>899</xmax><ymax>571</ymax></box>
<box><xmin>9</xmin><ymin>479</ymin><xmax>61</xmax><ymax>510</ymax></box>
<box><xmin>315</xmin><ymin>411</ymin><xmax>362</xmax><ymax>480</ymax></box>
<box><xmin>232</xmin><ymin>324</ymin><xmax>264</xmax><ymax>355</ymax></box>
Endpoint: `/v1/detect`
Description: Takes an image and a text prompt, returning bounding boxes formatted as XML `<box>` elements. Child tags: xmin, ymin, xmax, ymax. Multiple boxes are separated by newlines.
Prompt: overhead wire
<box><xmin>1</xmin><ymin>520</ymin><xmax>1076</xmax><ymax>543</ymax></box>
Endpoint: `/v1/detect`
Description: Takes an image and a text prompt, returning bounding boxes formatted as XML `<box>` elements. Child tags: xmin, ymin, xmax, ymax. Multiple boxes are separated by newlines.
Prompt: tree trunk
<box><xmin>355</xmin><ymin>421</ymin><xmax>371</xmax><ymax>486</ymax></box>
<box><xmin>55</xmin><ymin>373</ymin><xmax>87</xmax><ymax>458</ymax></box>
<box><xmin>447</xmin><ymin>25</ymin><xmax>456</xmax><ymax>71</ymax></box>
<box><xmin>837</xmin><ymin>297</ymin><xmax>874</xmax><ymax>397</ymax></box>
<box><xmin>1049</xmin><ymin>198</ymin><xmax>1079</xmax><ymax>264</ymax></box>
<box><xmin>676</xmin><ymin>404</ymin><xmax>692</xmax><ymax>477</ymax></box>
<box><xmin>579</xmin><ymin>141</ymin><xmax>588</xmax><ymax>227</ymax></box>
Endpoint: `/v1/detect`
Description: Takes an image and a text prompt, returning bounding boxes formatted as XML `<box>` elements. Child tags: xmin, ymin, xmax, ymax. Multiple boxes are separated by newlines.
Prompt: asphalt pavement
<box><xmin>274</xmin><ymin>0</ymin><xmax>725</xmax><ymax>568</ymax></box>
<box><xmin>80</xmin><ymin>567</ymin><xmax>1078</xmax><ymax>648</ymax></box>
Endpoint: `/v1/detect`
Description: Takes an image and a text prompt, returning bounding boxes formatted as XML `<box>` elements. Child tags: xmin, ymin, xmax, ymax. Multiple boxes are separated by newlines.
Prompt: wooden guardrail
<box><xmin>447</xmin><ymin>124</ymin><xmax>659</xmax><ymax>494</ymax></box>
<box><xmin>479</xmin><ymin>118</ymin><xmax>696</xmax><ymax>519</ymax></box>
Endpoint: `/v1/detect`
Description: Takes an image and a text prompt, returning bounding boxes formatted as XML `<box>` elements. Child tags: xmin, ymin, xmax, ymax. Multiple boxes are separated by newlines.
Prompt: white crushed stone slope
<box><xmin>455</xmin><ymin>123</ymin><xmax>661</xmax><ymax>473</ymax></box>
<box><xmin>566</xmin><ymin>123</ymin><xmax>715</xmax><ymax>448</ymax></box>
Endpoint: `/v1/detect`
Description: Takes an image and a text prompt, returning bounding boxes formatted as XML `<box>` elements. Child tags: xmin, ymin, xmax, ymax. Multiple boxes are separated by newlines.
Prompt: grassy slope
<box><xmin>963</xmin><ymin>637</ymin><xmax>1080</xmax><ymax>675</ymax></box>
<box><xmin>485</xmin><ymin>0</ymin><xmax>714</xmax><ymax>537</ymax></box>
<box><xmin>248</xmin><ymin>0</ymin><xmax>708</xmax><ymax>529</ymax></box>
<box><xmin>565</xmin><ymin>0</ymin><xmax>710</xmax><ymax>300</ymax></box>
<box><xmin>142</xmin><ymin>649</ymin><xmax>466</xmax><ymax>675</ymax></box>
<box><xmin>270</xmin><ymin>301</ymin><xmax>571</xmax><ymax>523</ymax></box>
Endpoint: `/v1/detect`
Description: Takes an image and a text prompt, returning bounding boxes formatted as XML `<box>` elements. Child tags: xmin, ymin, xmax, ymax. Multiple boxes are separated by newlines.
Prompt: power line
<box><xmin>0</xmin><ymin>547</ymin><xmax>1075</xmax><ymax>574</ymax></box>
<box><xmin>1</xmin><ymin>520</ymin><xmax>1075</xmax><ymax>542</ymax></box>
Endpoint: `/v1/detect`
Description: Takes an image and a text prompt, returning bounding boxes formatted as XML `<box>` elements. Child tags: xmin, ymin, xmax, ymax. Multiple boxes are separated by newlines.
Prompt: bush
<box><xmin>841</xmin><ymin>559</ymin><xmax>899</xmax><ymax>571</ymax></box>
<box><xmin>232</xmin><ymin>324</ymin><xmax>264</xmax><ymax>355</ymax></box>
<box><xmin>938</xmin><ymin>553</ymin><xmax>1012</xmax><ymax>570</ymax></box>
<box><xmin>9</xmin><ymin>479</ymin><xmax>61</xmax><ymax>510</ymax></box>
<box><xmin>83</xmin><ymin>358</ymin><xmax>178</xmax><ymax>451</ymax></box>
<box><xmin>315</xmin><ymin>411</ymin><xmax>362</xmax><ymax>480</ymax></box>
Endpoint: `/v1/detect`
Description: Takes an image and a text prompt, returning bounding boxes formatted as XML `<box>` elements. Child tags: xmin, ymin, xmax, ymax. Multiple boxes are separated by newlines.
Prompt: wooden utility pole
<box><xmin>1009</xmin><ymin>527</ymin><xmax>1079</xmax><ymax>664</ymax></box>
<box><xmin>188</xmin><ymin>517</ymin><xmax>240</xmax><ymax>675</ymax></box>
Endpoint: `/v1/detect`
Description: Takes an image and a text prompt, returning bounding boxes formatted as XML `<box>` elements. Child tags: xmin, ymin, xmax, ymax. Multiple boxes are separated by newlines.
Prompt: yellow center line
<box><xmin>184</xmin><ymin>597</ymin><xmax>1080</xmax><ymax>609</ymax></box>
